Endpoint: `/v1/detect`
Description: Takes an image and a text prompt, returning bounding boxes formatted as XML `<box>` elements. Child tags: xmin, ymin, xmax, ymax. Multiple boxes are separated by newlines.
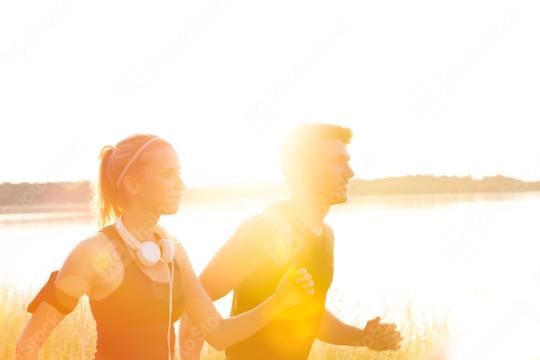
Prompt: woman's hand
<box><xmin>274</xmin><ymin>262</ymin><xmax>315</xmax><ymax>309</ymax></box>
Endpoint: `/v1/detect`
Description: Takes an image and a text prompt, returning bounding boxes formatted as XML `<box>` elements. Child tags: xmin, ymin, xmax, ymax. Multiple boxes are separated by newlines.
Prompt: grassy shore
<box><xmin>2</xmin><ymin>285</ymin><xmax>447</xmax><ymax>360</ymax></box>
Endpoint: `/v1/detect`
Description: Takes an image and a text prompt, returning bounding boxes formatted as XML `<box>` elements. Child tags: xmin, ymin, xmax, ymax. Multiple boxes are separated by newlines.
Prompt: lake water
<box><xmin>2</xmin><ymin>193</ymin><xmax>539</xmax><ymax>359</ymax></box>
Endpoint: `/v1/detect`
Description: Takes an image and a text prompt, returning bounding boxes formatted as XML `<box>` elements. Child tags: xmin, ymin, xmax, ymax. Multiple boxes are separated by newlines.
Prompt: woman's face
<box><xmin>126</xmin><ymin>144</ymin><xmax>185</xmax><ymax>216</ymax></box>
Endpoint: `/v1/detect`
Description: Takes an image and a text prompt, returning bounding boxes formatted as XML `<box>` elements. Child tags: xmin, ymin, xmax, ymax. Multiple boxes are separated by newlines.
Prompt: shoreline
<box><xmin>1</xmin><ymin>190</ymin><xmax>539</xmax><ymax>217</ymax></box>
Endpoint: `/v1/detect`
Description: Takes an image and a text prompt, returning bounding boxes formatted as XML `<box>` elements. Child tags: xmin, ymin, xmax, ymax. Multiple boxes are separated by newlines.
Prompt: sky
<box><xmin>1</xmin><ymin>0</ymin><xmax>539</xmax><ymax>187</ymax></box>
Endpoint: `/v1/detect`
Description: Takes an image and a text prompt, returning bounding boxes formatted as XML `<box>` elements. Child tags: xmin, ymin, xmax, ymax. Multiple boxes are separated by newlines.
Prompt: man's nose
<box><xmin>177</xmin><ymin>178</ymin><xmax>186</xmax><ymax>191</ymax></box>
<box><xmin>345</xmin><ymin>164</ymin><xmax>355</xmax><ymax>179</ymax></box>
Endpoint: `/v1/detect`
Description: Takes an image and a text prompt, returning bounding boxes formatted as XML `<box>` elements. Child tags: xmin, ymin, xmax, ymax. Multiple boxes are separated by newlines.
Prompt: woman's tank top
<box><xmin>89</xmin><ymin>225</ymin><xmax>184</xmax><ymax>360</ymax></box>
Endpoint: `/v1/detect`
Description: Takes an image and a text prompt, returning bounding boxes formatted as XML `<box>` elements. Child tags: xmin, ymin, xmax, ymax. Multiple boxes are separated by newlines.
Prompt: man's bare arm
<box><xmin>318</xmin><ymin>309</ymin><xmax>402</xmax><ymax>351</ymax></box>
<box><xmin>317</xmin><ymin>309</ymin><xmax>364</xmax><ymax>345</ymax></box>
<box><xmin>179</xmin><ymin>214</ymin><xmax>288</xmax><ymax>359</ymax></box>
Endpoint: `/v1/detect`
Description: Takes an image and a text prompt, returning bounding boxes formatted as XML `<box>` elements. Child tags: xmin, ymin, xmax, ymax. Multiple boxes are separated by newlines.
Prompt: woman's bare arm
<box><xmin>178</xmin><ymin>213</ymin><xmax>295</xmax><ymax>359</ymax></box>
<box><xmin>175</xmin><ymin>243</ymin><xmax>313</xmax><ymax>351</ymax></box>
<box><xmin>16</xmin><ymin>302</ymin><xmax>65</xmax><ymax>360</ymax></box>
<box><xmin>16</xmin><ymin>234</ymin><xmax>106</xmax><ymax>359</ymax></box>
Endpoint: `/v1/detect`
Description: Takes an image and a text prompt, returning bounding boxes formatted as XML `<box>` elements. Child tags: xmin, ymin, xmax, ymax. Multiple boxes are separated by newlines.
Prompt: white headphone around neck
<box><xmin>114</xmin><ymin>218</ymin><xmax>177</xmax><ymax>360</ymax></box>
<box><xmin>115</xmin><ymin>219</ymin><xmax>176</xmax><ymax>266</ymax></box>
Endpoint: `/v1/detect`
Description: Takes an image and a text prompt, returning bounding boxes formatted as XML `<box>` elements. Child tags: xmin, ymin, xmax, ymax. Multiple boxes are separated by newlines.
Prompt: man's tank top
<box><xmin>226</xmin><ymin>202</ymin><xmax>335</xmax><ymax>360</ymax></box>
<box><xmin>89</xmin><ymin>225</ymin><xmax>184</xmax><ymax>360</ymax></box>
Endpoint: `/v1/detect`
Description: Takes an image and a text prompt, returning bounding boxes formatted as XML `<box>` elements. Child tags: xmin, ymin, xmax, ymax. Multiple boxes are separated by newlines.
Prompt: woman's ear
<box><xmin>122</xmin><ymin>175</ymin><xmax>140</xmax><ymax>195</ymax></box>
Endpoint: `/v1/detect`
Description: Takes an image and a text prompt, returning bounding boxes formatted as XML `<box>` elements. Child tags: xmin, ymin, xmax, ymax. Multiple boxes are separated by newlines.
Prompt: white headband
<box><xmin>116</xmin><ymin>136</ymin><xmax>161</xmax><ymax>188</ymax></box>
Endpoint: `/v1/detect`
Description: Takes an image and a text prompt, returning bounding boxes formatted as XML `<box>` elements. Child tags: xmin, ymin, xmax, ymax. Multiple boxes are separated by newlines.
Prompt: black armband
<box><xmin>27</xmin><ymin>271</ymin><xmax>79</xmax><ymax>315</ymax></box>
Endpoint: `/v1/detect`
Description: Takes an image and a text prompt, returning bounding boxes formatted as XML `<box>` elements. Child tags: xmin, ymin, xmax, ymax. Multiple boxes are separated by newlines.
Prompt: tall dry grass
<box><xmin>2</xmin><ymin>284</ymin><xmax>447</xmax><ymax>360</ymax></box>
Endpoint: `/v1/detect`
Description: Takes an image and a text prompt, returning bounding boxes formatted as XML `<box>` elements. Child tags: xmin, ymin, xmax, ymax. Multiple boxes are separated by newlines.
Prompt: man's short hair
<box><xmin>280</xmin><ymin>123</ymin><xmax>352</xmax><ymax>186</ymax></box>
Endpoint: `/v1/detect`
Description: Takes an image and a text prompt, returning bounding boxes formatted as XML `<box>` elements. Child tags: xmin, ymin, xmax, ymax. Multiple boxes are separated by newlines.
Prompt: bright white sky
<box><xmin>1</xmin><ymin>0</ymin><xmax>539</xmax><ymax>187</ymax></box>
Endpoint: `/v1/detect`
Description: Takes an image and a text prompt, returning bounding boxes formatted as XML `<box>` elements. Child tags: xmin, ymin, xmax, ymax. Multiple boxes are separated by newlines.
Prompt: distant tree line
<box><xmin>348</xmin><ymin>175</ymin><xmax>540</xmax><ymax>195</ymax></box>
<box><xmin>1</xmin><ymin>176</ymin><xmax>539</xmax><ymax>212</ymax></box>
<box><xmin>0</xmin><ymin>181</ymin><xmax>93</xmax><ymax>213</ymax></box>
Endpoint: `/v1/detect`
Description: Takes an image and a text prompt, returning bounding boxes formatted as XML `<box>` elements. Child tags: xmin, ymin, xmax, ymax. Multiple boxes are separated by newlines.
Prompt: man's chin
<box><xmin>161</xmin><ymin>204</ymin><xmax>180</xmax><ymax>215</ymax></box>
<box><xmin>329</xmin><ymin>191</ymin><xmax>348</xmax><ymax>205</ymax></box>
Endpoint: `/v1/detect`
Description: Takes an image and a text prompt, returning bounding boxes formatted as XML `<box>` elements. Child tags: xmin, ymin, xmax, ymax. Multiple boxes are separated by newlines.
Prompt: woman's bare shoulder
<box><xmin>70</xmin><ymin>231</ymin><xmax>118</xmax><ymax>260</ymax></box>
<box><xmin>57</xmin><ymin>231</ymin><xmax>123</xmax><ymax>290</ymax></box>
